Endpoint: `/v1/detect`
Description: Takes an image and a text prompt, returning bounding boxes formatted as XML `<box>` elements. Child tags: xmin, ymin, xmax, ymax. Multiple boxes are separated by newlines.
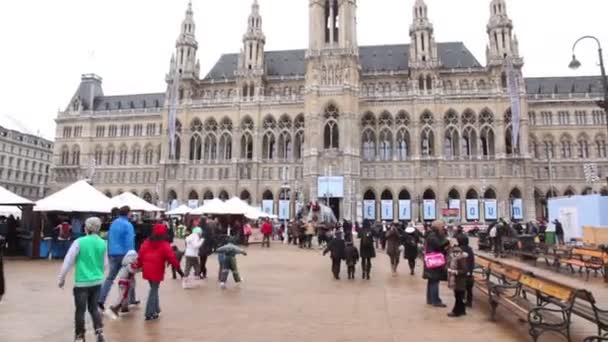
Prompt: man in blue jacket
<box><xmin>98</xmin><ymin>206</ymin><xmax>138</xmax><ymax>311</ymax></box>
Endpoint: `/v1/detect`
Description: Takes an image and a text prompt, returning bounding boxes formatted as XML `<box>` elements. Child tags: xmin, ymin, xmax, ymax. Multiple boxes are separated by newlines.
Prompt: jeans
<box><xmin>145</xmin><ymin>281</ymin><xmax>160</xmax><ymax>318</ymax></box>
<box><xmin>219</xmin><ymin>257</ymin><xmax>241</xmax><ymax>283</ymax></box>
<box><xmin>99</xmin><ymin>255</ymin><xmax>136</xmax><ymax>305</ymax></box>
<box><xmin>426</xmin><ymin>279</ymin><xmax>442</xmax><ymax>305</ymax></box>
<box><xmin>74</xmin><ymin>285</ymin><xmax>103</xmax><ymax>337</ymax></box>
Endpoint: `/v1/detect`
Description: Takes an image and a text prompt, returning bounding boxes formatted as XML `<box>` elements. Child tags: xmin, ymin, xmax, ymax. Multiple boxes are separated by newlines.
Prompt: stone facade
<box><xmin>53</xmin><ymin>0</ymin><xmax>608</xmax><ymax>222</ymax></box>
<box><xmin>0</xmin><ymin>125</ymin><xmax>53</xmax><ymax>200</ymax></box>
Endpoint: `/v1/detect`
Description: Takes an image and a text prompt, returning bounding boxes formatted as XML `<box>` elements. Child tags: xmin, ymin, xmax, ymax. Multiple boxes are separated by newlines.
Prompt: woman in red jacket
<box><xmin>137</xmin><ymin>224</ymin><xmax>183</xmax><ymax>321</ymax></box>
<box><xmin>261</xmin><ymin>219</ymin><xmax>273</xmax><ymax>248</ymax></box>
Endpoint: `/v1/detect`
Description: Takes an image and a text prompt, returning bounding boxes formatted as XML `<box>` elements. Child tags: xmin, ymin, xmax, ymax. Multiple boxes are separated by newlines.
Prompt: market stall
<box><xmin>34</xmin><ymin>180</ymin><xmax>114</xmax><ymax>259</ymax></box>
<box><xmin>110</xmin><ymin>192</ymin><xmax>164</xmax><ymax>212</ymax></box>
<box><xmin>0</xmin><ymin>186</ymin><xmax>34</xmax><ymax>256</ymax></box>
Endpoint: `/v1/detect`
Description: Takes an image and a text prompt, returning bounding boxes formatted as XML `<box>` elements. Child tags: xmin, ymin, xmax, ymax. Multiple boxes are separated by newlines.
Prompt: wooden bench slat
<box><xmin>519</xmin><ymin>275</ymin><xmax>574</xmax><ymax>302</ymax></box>
<box><xmin>573</xmin><ymin>248</ymin><xmax>604</xmax><ymax>259</ymax></box>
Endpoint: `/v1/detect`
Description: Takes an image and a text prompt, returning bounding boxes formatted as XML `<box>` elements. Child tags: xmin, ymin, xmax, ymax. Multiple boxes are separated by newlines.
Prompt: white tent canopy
<box><xmin>166</xmin><ymin>204</ymin><xmax>192</xmax><ymax>216</ymax></box>
<box><xmin>245</xmin><ymin>206</ymin><xmax>277</xmax><ymax>220</ymax></box>
<box><xmin>0</xmin><ymin>186</ymin><xmax>33</xmax><ymax>206</ymax></box>
<box><xmin>191</xmin><ymin>198</ymin><xmax>228</xmax><ymax>215</ymax></box>
<box><xmin>34</xmin><ymin>180</ymin><xmax>114</xmax><ymax>213</ymax></box>
<box><xmin>223</xmin><ymin>197</ymin><xmax>253</xmax><ymax>215</ymax></box>
<box><xmin>110</xmin><ymin>192</ymin><xmax>164</xmax><ymax>212</ymax></box>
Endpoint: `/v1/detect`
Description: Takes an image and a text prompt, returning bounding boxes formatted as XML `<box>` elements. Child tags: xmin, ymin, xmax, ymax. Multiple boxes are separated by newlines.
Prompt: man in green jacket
<box><xmin>58</xmin><ymin>217</ymin><xmax>107</xmax><ymax>342</ymax></box>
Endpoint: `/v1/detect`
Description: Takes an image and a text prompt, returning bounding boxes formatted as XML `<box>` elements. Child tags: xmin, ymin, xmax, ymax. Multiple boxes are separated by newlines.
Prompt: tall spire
<box><xmin>238</xmin><ymin>0</ymin><xmax>266</xmax><ymax>73</ymax></box>
<box><xmin>409</xmin><ymin>0</ymin><xmax>438</xmax><ymax>68</ymax></box>
<box><xmin>486</xmin><ymin>0</ymin><xmax>520</xmax><ymax>65</ymax></box>
<box><xmin>173</xmin><ymin>0</ymin><xmax>199</xmax><ymax>79</ymax></box>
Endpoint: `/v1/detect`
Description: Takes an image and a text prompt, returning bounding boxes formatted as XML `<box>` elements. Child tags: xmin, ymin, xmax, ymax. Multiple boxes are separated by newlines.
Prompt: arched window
<box><xmin>241</xmin><ymin>132</ymin><xmax>253</xmax><ymax>160</ymax></box>
<box><xmin>542</xmin><ymin>136</ymin><xmax>555</xmax><ymax>159</ymax></box>
<box><xmin>421</xmin><ymin>127</ymin><xmax>434</xmax><ymax>157</ymax></box>
<box><xmin>218</xmin><ymin>190</ymin><xmax>229</xmax><ymax>200</ymax></box>
<box><xmin>240</xmin><ymin>190</ymin><xmax>252</xmax><ymax>205</ymax></box>
<box><xmin>483</xmin><ymin>188</ymin><xmax>497</xmax><ymax>199</ymax></box>
<box><xmin>106</xmin><ymin>146</ymin><xmax>116</xmax><ymax>165</ymax></box>
<box><xmin>418</xmin><ymin>75</ymin><xmax>425</xmax><ymax>91</ymax></box>
<box><xmin>294</xmin><ymin>131</ymin><xmax>304</xmax><ymax>160</ymax></box>
<box><xmin>190</xmin><ymin>133</ymin><xmax>202</xmax><ymax>161</ymax></box>
<box><xmin>60</xmin><ymin>146</ymin><xmax>70</xmax><ymax>165</ymax></box>
<box><xmin>170</xmin><ymin>135</ymin><xmax>181</xmax><ymax>160</ymax></box>
<box><xmin>71</xmin><ymin>145</ymin><xmax>81</xmax><ymax>165</ymax></box>
<box><xmin>188</xmin><ymin>190</ymin><xmax>199</xmax><ymax>201</ymax></box>
<box><xmin>94</xmin><ymin>146</ymin><xmax>103</xmax><ymax>165</ymax></box>
<box><xmin>444</xmin><ymin>127</ymin><xmax>459</xmax><ymax>159</ymax></box>
<box><xmin>560</xmin><ymin>135</ymin><xmax>572</xmax><ymax>159</ymax></box>
<box><xmin>218</xmin><ymin>133</ymin><xmax>232</xmax><ymax>161</ymax></box>
<box><xmin>278</xmin><ymin>132</ymin><xmax>292</xmax><ymax>160</ymax></box>
<box><xmin>362</xmin><ymin>129</ymin><xmax>376</xmax><ymax>161</ymax></box>
<box><xmin>118</xmin><ymin>146</ymin><xmax>128</xmax><ymax>165</ymax></box>
<box><xmin>144</xmin><ymin>145</ymin><xmax>154</xmax><ymax>165</ymax></box>
<box><xmin>396</xmin><ymin>128</ymin><xmax>410</xmax><ymax>161</ymax></box>
<box><xmin>577</xmin><ymin>134</ymin><xmax>590</xmax><ymax>159</ymax></box>
<box><xmin>203</xmin><ymin>134</ymin><xmax>217</xmax><ymax>161</ymax></box>
<box><xmin>131</xmin><ymin>145</ymin><xmax>141</xmax><ymax>165</ymax></box>
<box><xmin>262</xmin><ymin>132</ymin><xmax>276</xmax><ymax>160</ymax></box>
<box><xmin>143</xmin><ymin>192</ymin><xmax>153</xmax><ymax>203</ymax></box>
<box><xmin>448</xmin><ymin>188</ymin><xmax>460</xmax><ymax>200</ymax></box>
<box><xmin>462</xmin><ymin>127</ymin><xmax>477</xmax><ymax>158</ymax></box>
<box><xmin>480</xmin><ymin>127</ymin><xmax>495</xmax><ymax>158</ymax></box>
<box><xmin>426</xmin><ymin>75</ymin><xmax>433</xmax><ymax>91</ymax></box>
<box><xmin>323</xmin><ymin>104</ymin><xmax>339</xmax><ymax>149</ymax></box>
<box><xmin>466</xmin><ymin>189</ymin><xmax>479</xmax><ymax>199</ymax></box>
<box><xmin>203</xmin><ymin>190</ymin><xmax>214</xmax><ymax>200</ymax></box>
<box><xmin>596</xmin><ymin>135</ymin><xmax>607</xmax><ymax>158</ymax></box>
<box><xmin>379</xmin><ymin>129</ymin><xmax>392</xmax><ymax>161</ymax></box>
<box><xmin>262</xmin><ymin>190</ymin><xmax>274</xmax><ymax>201</ymax></box>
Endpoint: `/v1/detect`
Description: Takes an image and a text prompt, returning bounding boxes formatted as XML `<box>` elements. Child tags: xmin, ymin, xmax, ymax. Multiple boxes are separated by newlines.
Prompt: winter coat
<box><xmin>137</xmin><ymin>224</ymin><xmax>181</xmax><ymax>283</ymax></box>
<box><xmin>215</xmin><ymin>243</ymin><xmax>247</xmax><ymax>258</ymax></box>
<box><xmin>117</xmin><ymin>250</ymin><xmax>140</xmax><ymax>281</ymax></box>
<box><xmin>199</xmin><ymin>224</ymin><xmax>215</xmax><ymax>257</ymax></box>
<box><xmin>323</xmin><ymin>238</ymin><xmax>346</xmax><ymax>260</ymax></box>
<box><xmin>344</xmin><ymin>245</ymin><xmax>360</xmax><ymax>266</ymax></box>
<box><xmin>359</xmin><ymin>230</ymin><xmax>376</xmax><ymax>259</ymax></box>
<box><xmin>403</xmin><ymin>230</ymin><xmax>421</xmax><ymax>260</ymax></box>
<box><xmin>185</xmin><ymin>232</ymin><xmax>204</xmax><ymax>257</ymax></box>
<box><xmin>385</xmin><ymin>227</ymin><xmax>402</xmax><ymax>257</ymax></box>
<box><xmin>448</xmin><ymin>251</ymin><xmax>469</xmax><ymax>291</ymax></box>
<box><xmin>422</xmin><ymin>230</ymin><xmax>449</xmax><ymax>281</ymax></box>
<box><xmin>555</xmin><ymin>221</ymin><xmax>564</xmax><ymax>236</ymax></box>
<box><xmin>107</xmin><ymin>216</ymin><xmax>135</xmax><ymax>257</ymax></box>
<box><xmin>261</xmin><ymin>221</ymin><xmax>273</xmax><ymax>236</ymax></box>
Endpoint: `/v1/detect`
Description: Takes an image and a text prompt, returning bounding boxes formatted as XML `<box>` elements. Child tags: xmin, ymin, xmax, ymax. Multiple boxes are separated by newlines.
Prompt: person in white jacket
<box><xmin>184</xmin><ymin>227</ymin><xmax>204</xmax><ymax>278</ymax></box>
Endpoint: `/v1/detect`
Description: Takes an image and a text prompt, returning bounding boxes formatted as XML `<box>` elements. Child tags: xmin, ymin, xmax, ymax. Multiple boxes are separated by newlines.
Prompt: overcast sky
<box><xmin>0</xmin><ymin>0</ymin><xmax>606</xmax><ymax>139</ymax></box>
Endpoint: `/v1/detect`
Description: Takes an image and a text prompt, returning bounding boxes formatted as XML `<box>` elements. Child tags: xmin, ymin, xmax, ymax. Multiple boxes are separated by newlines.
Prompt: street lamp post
<box><xmin>569</xmin><ymin>35</ymin><xmax>608</xmax><ymax>138</ymax></box>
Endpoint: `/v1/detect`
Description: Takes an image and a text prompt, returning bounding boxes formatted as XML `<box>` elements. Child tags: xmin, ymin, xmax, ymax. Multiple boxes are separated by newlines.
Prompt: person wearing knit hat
<box><xmin>58</xmin><ymin>217</ymin><xmax>107</xmax><ymax>342</ymax></box>
<box><xmin>136</xmin><ymin>224</ymin><xmax>184</xmax><ymax>321</ymax></box>
<box><xmin>184</xmin><ymin>227</ymin><xmax>204</xmax><ymax>279</ymax></box>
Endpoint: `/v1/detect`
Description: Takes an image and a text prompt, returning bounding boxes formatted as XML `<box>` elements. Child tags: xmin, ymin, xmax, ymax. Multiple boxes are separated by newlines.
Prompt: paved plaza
<box><xmin>0</xmin><ymin>243</ymin><xmax>597</xmax><ymax>342</ymax></box>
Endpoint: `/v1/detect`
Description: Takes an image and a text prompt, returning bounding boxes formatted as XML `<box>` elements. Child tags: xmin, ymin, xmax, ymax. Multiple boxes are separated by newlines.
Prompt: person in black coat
<box><xmin>456</xmin><ymin>235</ymin><xmax>475</xmax><ymax>308</ymax></box>
<box><xmin>403</xmin><ymin>226</ymin><xmax>422</xmax><ymax>275</ymax></box>
<box><xmin>198</xmin><ymin>218</ymin><xmax>216</xmax><ymax>279</ymax></box>
<box><xmin>423</xmin><ymin>221</ymin><xmax>450</xmax><ymax>308</ymax></box>
<box><xmin>323</xmin><ymin>232</ymin><xmax>346</xmax><ymax>280</ymax></box>
<box><xmin>343</xmin><ymin>220</ymin><xmax>353</xmax><ymax>242</ymax></box>
<box><xmin>358</xmin><ymin>222</ymin><xmax>376</xmax><ymax>280</ymax></box>
<box><xmin>554</xmin><ymin>219</ymin><xmax>565</xmax><ymax>245</ymax></box>
<box><xmin>344</xmin><ymin>241</ymin><xmax>360</xmax><ymax>280</ymax></box>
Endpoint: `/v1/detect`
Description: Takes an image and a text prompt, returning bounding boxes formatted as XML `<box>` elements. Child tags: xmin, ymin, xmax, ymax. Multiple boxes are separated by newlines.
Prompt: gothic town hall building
<box><xmin>53</xmin><ymin>0</ymin><xmax>608</xmax><ymax>223</ymax></box>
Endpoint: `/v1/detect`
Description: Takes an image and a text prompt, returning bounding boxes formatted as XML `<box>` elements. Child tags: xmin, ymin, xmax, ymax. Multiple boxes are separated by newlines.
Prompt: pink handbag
<box><xmin>424</xmin><ymin>252</ymin><xmax>446</xmax><ymax>269</ymax></box>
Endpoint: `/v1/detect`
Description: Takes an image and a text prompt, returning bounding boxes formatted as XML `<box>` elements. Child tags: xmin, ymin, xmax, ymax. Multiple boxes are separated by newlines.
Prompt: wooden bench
<box><xmin>474</xmin><ymin>255</ymin><xmax>581</xmax><ymax>341</ymax></box>
<box><xmin>557</xmin><ymin>248</ymin><xmax>605</xmax><ymax>280</ymax></box>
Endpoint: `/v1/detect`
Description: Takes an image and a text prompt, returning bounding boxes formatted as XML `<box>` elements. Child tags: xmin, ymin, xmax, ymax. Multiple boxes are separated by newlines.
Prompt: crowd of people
<box><xmin>49</xmin><ymin>202</ymin><xmax>492</xmax><ymax>342</ymax></box>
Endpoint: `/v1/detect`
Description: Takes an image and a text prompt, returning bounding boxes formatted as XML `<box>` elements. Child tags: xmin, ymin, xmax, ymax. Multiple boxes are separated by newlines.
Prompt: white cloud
<box><xmin>0</xmin><ymin>0</ymin><xmax>606</xmax><ymax>139</ymax></box>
